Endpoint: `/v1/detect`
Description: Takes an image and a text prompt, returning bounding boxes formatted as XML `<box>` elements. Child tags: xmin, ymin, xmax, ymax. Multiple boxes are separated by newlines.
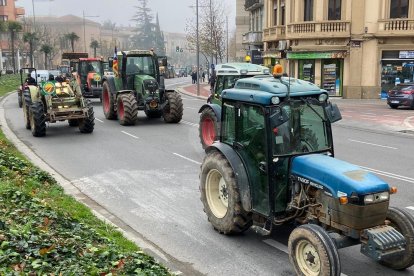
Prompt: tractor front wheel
<box><xmin>379</xmin><ymin>207</ymin><xmax>414</xmax><ymax>270</ymax></box>
<box><xmin>200</xmin><ymin>151</ymin><xmax>252</xmax><ymax>234</ymax></box>
<box><xmin>117</xmin><ymin>93</ymin><xmax>138</xmax><ymax>126</ymax></box>
<box><xmin>30</xmin><ymin>102</ymin><xmax>46</xmax><ymax>137</ymax></box>
<box><xmin>289</xmin><ymin>224</ymin><xmax>341</xmax><ymax>276</ymax></box>
<box><xmin>78</xmin><ymin>106</ymin><xmax>95</xmax><ymax>133</ymax></box>
<box><xmin>22</xmin><ymin>89</ymin><xmax>32</xmax><ymax>130</ymax></box>
<box><xmin>163</xmin><ymin>91</ymin><xmax>183</xmax><ymax>123</ymax></box>
<box><xmin>199</xmin><ymin>108</ymin><xmax>219</xmax><ymax>149</ymax></box>
<box><xmin>102</xmin><ymin>82</ymin><xmax>116</xmax><ymax>120</ymax></box>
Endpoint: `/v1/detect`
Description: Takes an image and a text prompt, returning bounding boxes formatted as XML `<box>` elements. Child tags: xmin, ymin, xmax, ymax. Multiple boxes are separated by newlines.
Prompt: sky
<box><xmin>17</xmin><ymin>0</ymin><xmax>236</xmax><ymax>33</ymax></box>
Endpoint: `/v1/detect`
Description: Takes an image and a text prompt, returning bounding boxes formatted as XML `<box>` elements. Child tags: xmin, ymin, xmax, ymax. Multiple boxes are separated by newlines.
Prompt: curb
<box><xmin>0</xmin><ymin>91</ymin><xmax>191</xmax><ymax>275</ymax></box>
<box><xmin>176</xmin><ymin>86</ymin><xmax>208</xmax><ymax>100</ymax></box>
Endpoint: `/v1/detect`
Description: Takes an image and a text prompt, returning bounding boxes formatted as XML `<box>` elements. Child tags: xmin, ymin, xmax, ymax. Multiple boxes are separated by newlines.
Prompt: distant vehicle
<box><xmin>49</xmin><ymin>70</ymin><xmax>61</xmax><ymax>79</ymax></box>
<box><xmin>387</xmin><ymin>83</ymin><xmax>414</xmax><ymax>109</ymax></box>
<box><xmin>31</xmin><ymin>70</ymin><xmax>50</xmax><ymax>83</ymax></box>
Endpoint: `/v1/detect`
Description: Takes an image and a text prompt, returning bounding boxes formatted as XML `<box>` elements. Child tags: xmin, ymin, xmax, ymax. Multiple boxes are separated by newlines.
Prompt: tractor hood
<box><xmin>291</xmin><ymin>154</ymin><xmax>390</xmax><ymax>198</ymax></box>
<box><xmin>135</xmin><ymin>74</ymin><xmax>156</xmax><ymax>83</ymax></box>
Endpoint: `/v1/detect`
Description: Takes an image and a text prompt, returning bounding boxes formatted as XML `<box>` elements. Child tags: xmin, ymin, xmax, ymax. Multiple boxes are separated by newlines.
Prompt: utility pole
<box><xmin>31</xmin><ymin>0</ymin><xmax>36</xmax><ymax>26</ymax></box>
<box><xmin>196</xmin><ymin>0</ymin><xmax>200</xmax><ymax>96</ymax></box>
<box><xmin>226</xmin><ymin>16</ymin><xmax>229</xmax><ymax>63</ymax></box>
<box><xmin>210</xmin><ymin>0</ymin><xmax>213</xmax><ymax>70</ymax></box>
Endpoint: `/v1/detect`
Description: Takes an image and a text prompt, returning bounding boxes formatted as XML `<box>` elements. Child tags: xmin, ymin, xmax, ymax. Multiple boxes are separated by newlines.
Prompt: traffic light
<box><xmin>176</xmin><ymin>46</ymin><xmax>180</xmax><ymax>52</ymax></box>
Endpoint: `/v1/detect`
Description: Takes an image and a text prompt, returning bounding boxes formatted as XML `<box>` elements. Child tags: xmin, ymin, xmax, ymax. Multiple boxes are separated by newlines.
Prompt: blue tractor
<box><xmin>199</xmin><ymin>74</ymin><xmax>414</xmax><ymax>275</ymax></box>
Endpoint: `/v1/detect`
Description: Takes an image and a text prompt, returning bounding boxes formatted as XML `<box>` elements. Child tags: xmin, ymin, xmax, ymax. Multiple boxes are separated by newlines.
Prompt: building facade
<box><xmin>243</xmin><ymin>0</ymin><xmax>265</xmax><ymax>64</ymax></box>
<box><xmin>236</xmin><ymin>0</ymin><xmax>250</xmax><ymax>61</ymax></box>
<box><xmin>262</xmin><ymin>0</ymin><xmax>414</xmax><ymax>99</ymax></box>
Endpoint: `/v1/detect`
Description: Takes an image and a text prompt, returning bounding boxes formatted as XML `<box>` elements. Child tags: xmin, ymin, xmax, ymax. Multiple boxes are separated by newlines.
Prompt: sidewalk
<box><xmin>177</xmin><ymin>84</ymin><xmax>414</xmax><ymax>135</ymax></box>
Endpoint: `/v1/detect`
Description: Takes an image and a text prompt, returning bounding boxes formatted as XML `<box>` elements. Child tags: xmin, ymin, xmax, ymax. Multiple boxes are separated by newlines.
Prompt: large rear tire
<box><xmin>30</xmin><ymin>102</ymin><xmax>46</xmax><ymax>137</ymax></box>
<box><xmin>78</xmin><ymin>106</ymin><xmax>95</xmax><ymax>133</ymax></box>
<box><xmin>117</xmin><ymin>93</ymin><xmax>138</xmax><ymax>126</ymax></box>
<box><xmin>379</xmin><ymin>207</ymin><xmax>414</xmax><ymax>270</ymax></box>
<box><xmin>289</xmin><ymin>224</ymin><xmax>341</xmax><ymax>276</ymax></box>
<box><xmin>22</xmin><ymin>89</ymin><xmax>32</xmax><ymax>130</ymax></box>
<box><xmin>102</xmin><ymin>81</ymin><xmax>116</xmax><ymax>120</ymax></box>
<box><xmin>199</xmin><ymin>108</ymin><xmax>219</xmax><ymax>149</ymax></box>
<box><xmin>163</xmin><ymin>91</ymin><xmax>183</xmax><ymax>123</ymax></box>
<box><xmin>200</xmin><ymin>151</ymin><xmax>252</xmax><ymax>234</ymax></box>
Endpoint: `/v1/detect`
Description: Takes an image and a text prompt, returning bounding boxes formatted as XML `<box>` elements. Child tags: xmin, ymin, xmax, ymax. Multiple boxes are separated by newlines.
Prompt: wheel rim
<box><xmin>103</xmin><ymin>90</ymin><xmax>110</xmax><ymax>113</ymax></box>
<box><xmin>295</xmin><ymin>240</ymin><xmax>321</xmax><ymax>276</ymax></box>
<box><xmin>118</xmin><ymin>98</ymin><xmax>124</xmax><ymax>120</ymax></box>
<box><xmin>205</xmin><ymin>169</ymin><xmax>228</xmax><ymax>218</ymax></box>
<box><xmin>201</xmin><ymin>117</ymin><xmax>215</xmax><ymax>146</ymax></box>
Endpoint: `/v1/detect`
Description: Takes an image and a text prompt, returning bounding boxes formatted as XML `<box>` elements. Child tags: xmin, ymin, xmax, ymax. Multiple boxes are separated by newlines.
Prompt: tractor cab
<box><xmin>75</xmin><ymin>58</ymin><xmax>104</xmax><ymax>99</ymax></box>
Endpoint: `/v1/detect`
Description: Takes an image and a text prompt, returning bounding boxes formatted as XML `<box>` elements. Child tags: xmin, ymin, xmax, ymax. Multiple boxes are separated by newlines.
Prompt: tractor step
<box><xmin>251</xmin><ymin>220</ymin><xmax>273</xmax><ymax>236</ymax></box>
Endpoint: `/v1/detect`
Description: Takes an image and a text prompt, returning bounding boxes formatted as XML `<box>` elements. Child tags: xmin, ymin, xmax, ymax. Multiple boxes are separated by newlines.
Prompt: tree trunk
<box><xmin>44</xmin><ymin>53</ymin><xmax>47</xmax><ymax>70</ymax></box>
<box><xmin>93</xmin><ymin>47</ymin><xmax>96</xmax><ymax>58</ymax></box>
<box><xmin>11</xmin><ymin>31</ymin><xmax>16</xmax><ymax>73</ymax></box>
<box><xmin>29</xmin><ymin>42</ymin><xmax>34</xmax><ymax>68</ymax></box>
<box><xmin>71</xmin><ymin>40</ymin><xmax>75</xmax><ymax>52</ymax></box>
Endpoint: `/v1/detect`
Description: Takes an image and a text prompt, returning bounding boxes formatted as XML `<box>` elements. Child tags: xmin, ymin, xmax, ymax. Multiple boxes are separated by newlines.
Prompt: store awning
<box><xmin>287</xmin><ymin>51</ymin><xmax>347</xmax><ymax>59</ymax></box>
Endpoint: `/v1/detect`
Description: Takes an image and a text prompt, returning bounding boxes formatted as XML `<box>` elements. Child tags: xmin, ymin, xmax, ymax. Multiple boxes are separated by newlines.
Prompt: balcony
<box><xmin>245</xmin><ymin>0</ymin><xmax>263</xmax><ymax>11</ymax></box>
<box><xmin>242</xmin><ymin>31</ymin><xmax>263</xmax><ymax>45</ymax></box>
<box><xmin>376</xmin><ymin>19</ymin><xmax>414</xmax><ymax>37</ymax></box>
<box><xmin>263</xmin><ymin>26</ymin><xmax>286</xmax><ymax>42</ymax></box>
<box><xmin>287</xmin><ymin>21</ymin><xmax>351</xmax><ymax>40</ymax></box>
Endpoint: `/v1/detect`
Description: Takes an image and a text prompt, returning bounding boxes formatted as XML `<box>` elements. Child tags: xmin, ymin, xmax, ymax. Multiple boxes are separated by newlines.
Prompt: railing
<box><xmin>242</xmin><ymin>31</ymin><xmax>263</xmax><ymax>44</ymax></box>
<box><xmin>245</xmin><ymin>0</ymin><xmax>263</xmax><ymax>11</ymax></box>
<box><xmin>287</xmin><ymin>21</ymin><xmax>351</xmax><ymax>39</ymax></box>
<box><xmin>263</xmin><ymin>26</ymin><xmax>286</xmax><ymax>41</ymax></box>
<box><xmin>377</xmin><ymin>19</ymin><xmax>414</xmax><ymax>36</ymax></box>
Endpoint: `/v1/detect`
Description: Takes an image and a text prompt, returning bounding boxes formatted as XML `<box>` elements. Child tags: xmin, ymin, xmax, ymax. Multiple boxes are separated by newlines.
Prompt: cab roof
<box><xmin>215</xmin><ymin>62</ymin><xmax>270</xmax><ymax>76</ymax></box>
<box><xmin>118</xmin><ymin>50</ymin><xmax>154</xmax><ymax>56</ymax></box>
<box><xmin>221</xmin><ymin>76</ymin><xmax>326</xmax><ymax>105</ymax></box>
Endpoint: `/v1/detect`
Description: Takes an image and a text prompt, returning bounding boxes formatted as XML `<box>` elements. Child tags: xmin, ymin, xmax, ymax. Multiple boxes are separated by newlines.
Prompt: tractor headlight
<box><xmin>364</xmin><ymin>191</ymin><xmax>389</xmax><ymax>204</ymax></box>
<box><xmin>263</xmin><ymin>68</ymin><xmax>270</xmax><ymax>74</ymax></box>
<box><xmin>318</xmin><ymin>93</ymin><xmax>328</xmax><ymax>102</ymax></box>
<box><xmin>240</xmin><ymin>69</ymin><xmax>248</xmax><ymax>75</ymax></box>
<box><xmin>271</xmin><ymin>96</ymin><xmax>280</xmax><ymax>105</ymax></box>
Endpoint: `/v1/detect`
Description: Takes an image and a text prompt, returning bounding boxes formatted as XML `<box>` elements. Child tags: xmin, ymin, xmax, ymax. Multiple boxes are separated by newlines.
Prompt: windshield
<box><xmin>271</xmin><ymin>100</ymin><xmax>331</xmax><ymax>156</ymax></box>
<box><xmin>126</xmin><ymin>56</ymin><xmax>156</xmax><ymax>76</ymax></box>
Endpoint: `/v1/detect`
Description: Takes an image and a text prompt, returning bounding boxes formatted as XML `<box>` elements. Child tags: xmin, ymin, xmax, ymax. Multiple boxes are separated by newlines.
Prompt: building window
<box><xmin>281</xmin><ymin>0</ymin><xmax>286</xmax><ymax>25</ymax></box>
<box><xmin>328</xmin><ymin>0</ymin><xmax>342</xmax><ymax>20</ymax></box>
<box><xmin>390</xmin><ymin>0</ymin><xmax>409</xmax><ymax>18</ymax></box>
<box><xmin>304</xmin><ymin>0</ymin><xmax>314</xmax><ymax>21</ymax></box>
<box><xmin>0</xmin><ymin>15</ymin><xmax>8</xmax><ymax>21</ymax></box>
<box><xmin>0</xmin><ymin>0</ymin><xmax>6</xmax><ymax>6</ymax></box>
<box><xmin>273</xmin><ymin>0</ymin><xmax>278</xmax><ymax>25</ymax></box>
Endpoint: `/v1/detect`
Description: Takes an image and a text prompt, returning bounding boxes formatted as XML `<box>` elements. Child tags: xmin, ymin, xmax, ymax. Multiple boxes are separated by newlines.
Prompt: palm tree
<box><xmin>23</xmin><ymin>32</ymin><xmax>38</xmax><ymax>68</ymax></box>
<box><xmin>90</xmin><ymin>40</ymin><xmax>100</xmax><ymax>58</ymax></box>
<box><xmin>7</xmin><ymin>21</ymin><xmax>22</xmax><ymax>73</ymax></box>
<box><xmin>64</xmin><ymin>32</ymin><xmax>79</xmax><ymax>52</ymax></box>
<box><xmin>40</xmin><ymin>44</ymin><xmax>53</xmax><ymax>70</ymax></box>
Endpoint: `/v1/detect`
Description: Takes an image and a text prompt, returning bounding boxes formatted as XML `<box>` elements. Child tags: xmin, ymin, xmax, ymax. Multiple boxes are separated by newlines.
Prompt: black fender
<box><xmin>102</xmin><ymin>76</ymin><xmax>117</xmax><ymax>95</ymax></box>
<box><xmin>206</xmin><ymin>143</ymin><xmax>252</xmax><ymax>212</ymax></box>
<box><xmin>198</xmin><ymin>103</ymin><xmax>221</xmax><ymax>122</ymax></box>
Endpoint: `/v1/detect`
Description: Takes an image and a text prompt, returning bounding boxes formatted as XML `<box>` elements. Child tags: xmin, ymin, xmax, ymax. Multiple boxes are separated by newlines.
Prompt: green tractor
<box><xmin>200</xmin><ymin>74</ymin><xmax>414</xmax><ymax>275</ymax></box>
<box><xmin>102</xmin><ymin>50</ymin><xmax>183</xmax><ymax>125</ymax></box>
<box><xmin>21</xmin><ymin>75</ymin><xmax>95</xmax><ymax>137</ymax></box>
<box><xmin>198</xmin><ymin>63</ymin><xmax>270</xmax><ymax>149</ymax></box>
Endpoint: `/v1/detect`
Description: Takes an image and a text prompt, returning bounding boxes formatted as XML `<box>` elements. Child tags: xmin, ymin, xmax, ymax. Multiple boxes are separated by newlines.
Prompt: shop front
<box><xmin>263</xmin><ymin>51</ymin><xmax>285</xmax><ymax>70</ymax></box>
<box><xmin>381</xmin><ymin>50</ymin><xmax>414</xmax><ymax>95</ymax></box>
<box><xmin>287</xmin><ymin>51</ymin><xmax>346</xmax><ymax>97</ymax></box>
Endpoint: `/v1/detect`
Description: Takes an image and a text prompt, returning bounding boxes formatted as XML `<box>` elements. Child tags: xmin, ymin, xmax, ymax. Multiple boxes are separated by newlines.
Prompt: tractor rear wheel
<box><xmin>289</xmin><ymin>224</ymin><xmax>341</xmax><ymax>276</ymax></box>
<box><xmin>117</xmin><ymin>93</ymin><xmax>138</xmax><ymax>126</ymax></box>
<box><xmin>163</xmin><ymin>91</ymin><xmax>183</xmax><ymax>123</ymax></box>
<box><xmin>78</xmin><ymin>106</ymin><xmax>95</xmax><ymax>133</ymax></box>
<box><xmin>68</xmin><ymin>119</ymin><xmax>79</xmax><ymax>127</ymax></box>
<box><xmin>199</xmin><ymin>108</ymin><xmax>219</xmax><ymax>149</ymax></box>
<box><xmin>22</xmin><ymin>89</ymin><xmax>32</xmax><ymax>130</ymax></box>
<box><xmin>30</xmin><ymin>102</ymin><xmax>46</xmax><ymax>137</ymax></box>
<box><xmin>200</xmin><ymin>150</ymin><xmax>252</xmax><ymax>234</ymax></box>
<box><xmin>379</xmin><ymin>207</ymin><xmax>414</xmax><ymax>270</ymax></box>
<box><xmin>102</xmin><ymin>81</ymin><xmax>116</xmax><ymax>120</ymax></box>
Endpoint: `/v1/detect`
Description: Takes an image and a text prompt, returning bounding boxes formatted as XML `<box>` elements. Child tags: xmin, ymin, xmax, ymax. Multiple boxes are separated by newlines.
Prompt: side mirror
<box><xmin>325</xmin><ymin>103</ymin><xmax>342</xmax><ymax>123</ymax></box>
<box><xmin>270</xmin><ymin>107</ymin><xmax>289</xmax><ymax>127</ymax></box>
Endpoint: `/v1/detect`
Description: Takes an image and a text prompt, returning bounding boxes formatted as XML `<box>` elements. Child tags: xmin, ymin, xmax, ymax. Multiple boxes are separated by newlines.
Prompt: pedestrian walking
<box><xmin>209</xmin><ymin>70</ymin><xmax>216</xmax><ymax>91</ymax></box>
<box><xmin>202</xmin><ymin>71</ymin><xmax>205</xmax><ymax>83</ymax></box>
<box><xmin>191</xmin><ymin>71</ymin><xmax>197</xmax><ymax>84</ymax></box>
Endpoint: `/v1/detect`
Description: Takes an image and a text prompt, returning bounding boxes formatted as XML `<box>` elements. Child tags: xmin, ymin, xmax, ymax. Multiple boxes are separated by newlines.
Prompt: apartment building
<box><xmin>236</xmin><ymin>0</ymin><xmax>250</xmax><ymax>61</ymax></box>
<box><xmin>262</xmin><ymin>0</ymin><xmax>414</xmax><ymax>99</ymax></box>
<box><xmin>243</xmin><ymin>0</ymin><xmax>265</xmax><ymax>64</ymax></box>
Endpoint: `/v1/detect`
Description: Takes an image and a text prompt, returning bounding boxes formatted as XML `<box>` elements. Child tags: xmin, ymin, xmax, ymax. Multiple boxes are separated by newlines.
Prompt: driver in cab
<box><xmin>126</xmin><ymin>59</ymin><xmax>139</xmax><ymax>74</ymax></box>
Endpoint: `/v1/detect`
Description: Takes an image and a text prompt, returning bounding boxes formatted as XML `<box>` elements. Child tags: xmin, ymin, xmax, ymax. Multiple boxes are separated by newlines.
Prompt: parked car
<box><xmin>387</xmin><ymin>83</ymin><xmax>414</xmax><ymax>109</ymax></box>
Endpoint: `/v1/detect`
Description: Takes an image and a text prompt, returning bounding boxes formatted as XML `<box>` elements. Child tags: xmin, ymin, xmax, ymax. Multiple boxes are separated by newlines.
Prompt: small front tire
<box><xmin>30</xmin><ymin>102</ymin><xmax>46</xmax><ymax>137</ymax></box>
<box><xmin>102</xmin><ymin>81</ymin><xmax>116</xmax><ymax>120</ymax></box>
<box><xmin>78</xmin><ymin>106</ymin><xmax>95</xmax><ymax>133</ymax></box>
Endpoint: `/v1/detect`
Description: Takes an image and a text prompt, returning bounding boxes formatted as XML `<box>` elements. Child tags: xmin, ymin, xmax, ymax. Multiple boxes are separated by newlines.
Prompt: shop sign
<box><xmin>263</xmin><ymin>51</ymin><xmax>282</xmax><ymax>58</ymax></box>
<box><xmin>287</xmin><ymin>52</ymin><xmax>346</xmax><ymax>59</ymax></box>
<box><xmin>399</xmin><ymin>51</ymin><xmax>414</xmax><ymax>59</ymax></box>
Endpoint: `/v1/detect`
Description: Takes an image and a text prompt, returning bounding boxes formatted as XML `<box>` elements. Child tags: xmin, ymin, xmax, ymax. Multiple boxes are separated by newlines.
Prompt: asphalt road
<box><xmin>2</xmin><ymin>77</ymin><xmax>414</xmax><ymax>276</ymax></box>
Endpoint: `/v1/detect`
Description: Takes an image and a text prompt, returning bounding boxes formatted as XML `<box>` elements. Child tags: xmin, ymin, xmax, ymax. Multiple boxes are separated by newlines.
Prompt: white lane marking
<box><xmin>121</xmin><ymin>131</ymin><xmax>139</xmax><ymax>139</ymax></box>
<box><xmin>407</xmin><ymin>206</ymin><xmax>414</xmax><ymax>211</ymax></box>
<box><xmin>181</xmin><ymin>120</ymin><xmax>199</xmax><ymax>127</ymax></box>
<box><xmin>362</xmin><ymin>112</ymin><xmax>376</xmax><ymax>115</ymax></box>
<box><xmin>263</xmin><ymin>239</ymin><xmax>348</xmax><ymax>276</ymax></box>
<box><xmin>185</xmin><ymin>107</ymin><xmax>198</xmax><ymax>110</ymax></box>
<box><xmin>172</xmin><ymin>153</ymin><xmax>201</xmax><ymax>165</ymax></box>
<box><xmin>359</xmin><ymin>166</ymin><xmax>414</xmax><ymax>184</ymax></box>
<box><xmin>348</xmin><ymin>139</ymin><xmax>398</xmax><ymax>150</ymax></box>
<box><xmin>263</xmin><ymin>239</ymin><xmax>288</xmax><ymax>254</ymax></box>
<box><xmin>95</xmin><ymin>118</ymin><xmax>104</xmax><ymax>123</ymax></box>
<box><xmin>403</xmin><ymin>116</ymin><xmax>414</xmax><ymax>129</ymax></box>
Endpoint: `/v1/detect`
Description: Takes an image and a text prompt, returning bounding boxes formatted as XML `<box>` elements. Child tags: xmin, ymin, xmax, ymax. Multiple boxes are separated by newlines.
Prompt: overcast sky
<box><xmin>17</xmin><ymin>0</ymin><xmax>236</xmax><ymax>33</ymax></box>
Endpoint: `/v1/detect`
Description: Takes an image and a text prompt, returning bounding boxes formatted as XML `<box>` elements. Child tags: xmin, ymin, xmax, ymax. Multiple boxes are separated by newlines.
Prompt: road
<box><xmin>2</xmin><ymin>77</ymin><xmax>414</xmax><ymax>276</ymax></box>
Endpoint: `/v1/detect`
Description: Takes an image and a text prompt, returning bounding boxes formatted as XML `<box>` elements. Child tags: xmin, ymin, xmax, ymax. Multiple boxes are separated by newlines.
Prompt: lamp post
<box><xmin>31</xmin><ymin>0</ymin><xmax>36</xmax><ymax>26</ymax></box>
<box><xmin>83</xmin><ymin>10</ymin><xmax>99</xmax><ymax>53</ymax></box>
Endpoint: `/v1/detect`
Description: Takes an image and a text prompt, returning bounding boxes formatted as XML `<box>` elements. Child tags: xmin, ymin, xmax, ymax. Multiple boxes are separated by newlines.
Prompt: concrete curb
<box><xmin>176</xmin><ymin>86</ymin><xmax>208</xmax><ymax>100</ymax></box>
<box><xmin>0</xmin><ymin>92</ymin><xmax>189</xmax><ymax>275</ymax></box>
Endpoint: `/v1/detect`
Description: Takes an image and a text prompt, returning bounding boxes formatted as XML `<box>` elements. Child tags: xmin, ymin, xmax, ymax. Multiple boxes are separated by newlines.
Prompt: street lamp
<box><xmin>83</xmin><ymin>10</ymin><xmax>99</xmax><ymax>53</ymax></box>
